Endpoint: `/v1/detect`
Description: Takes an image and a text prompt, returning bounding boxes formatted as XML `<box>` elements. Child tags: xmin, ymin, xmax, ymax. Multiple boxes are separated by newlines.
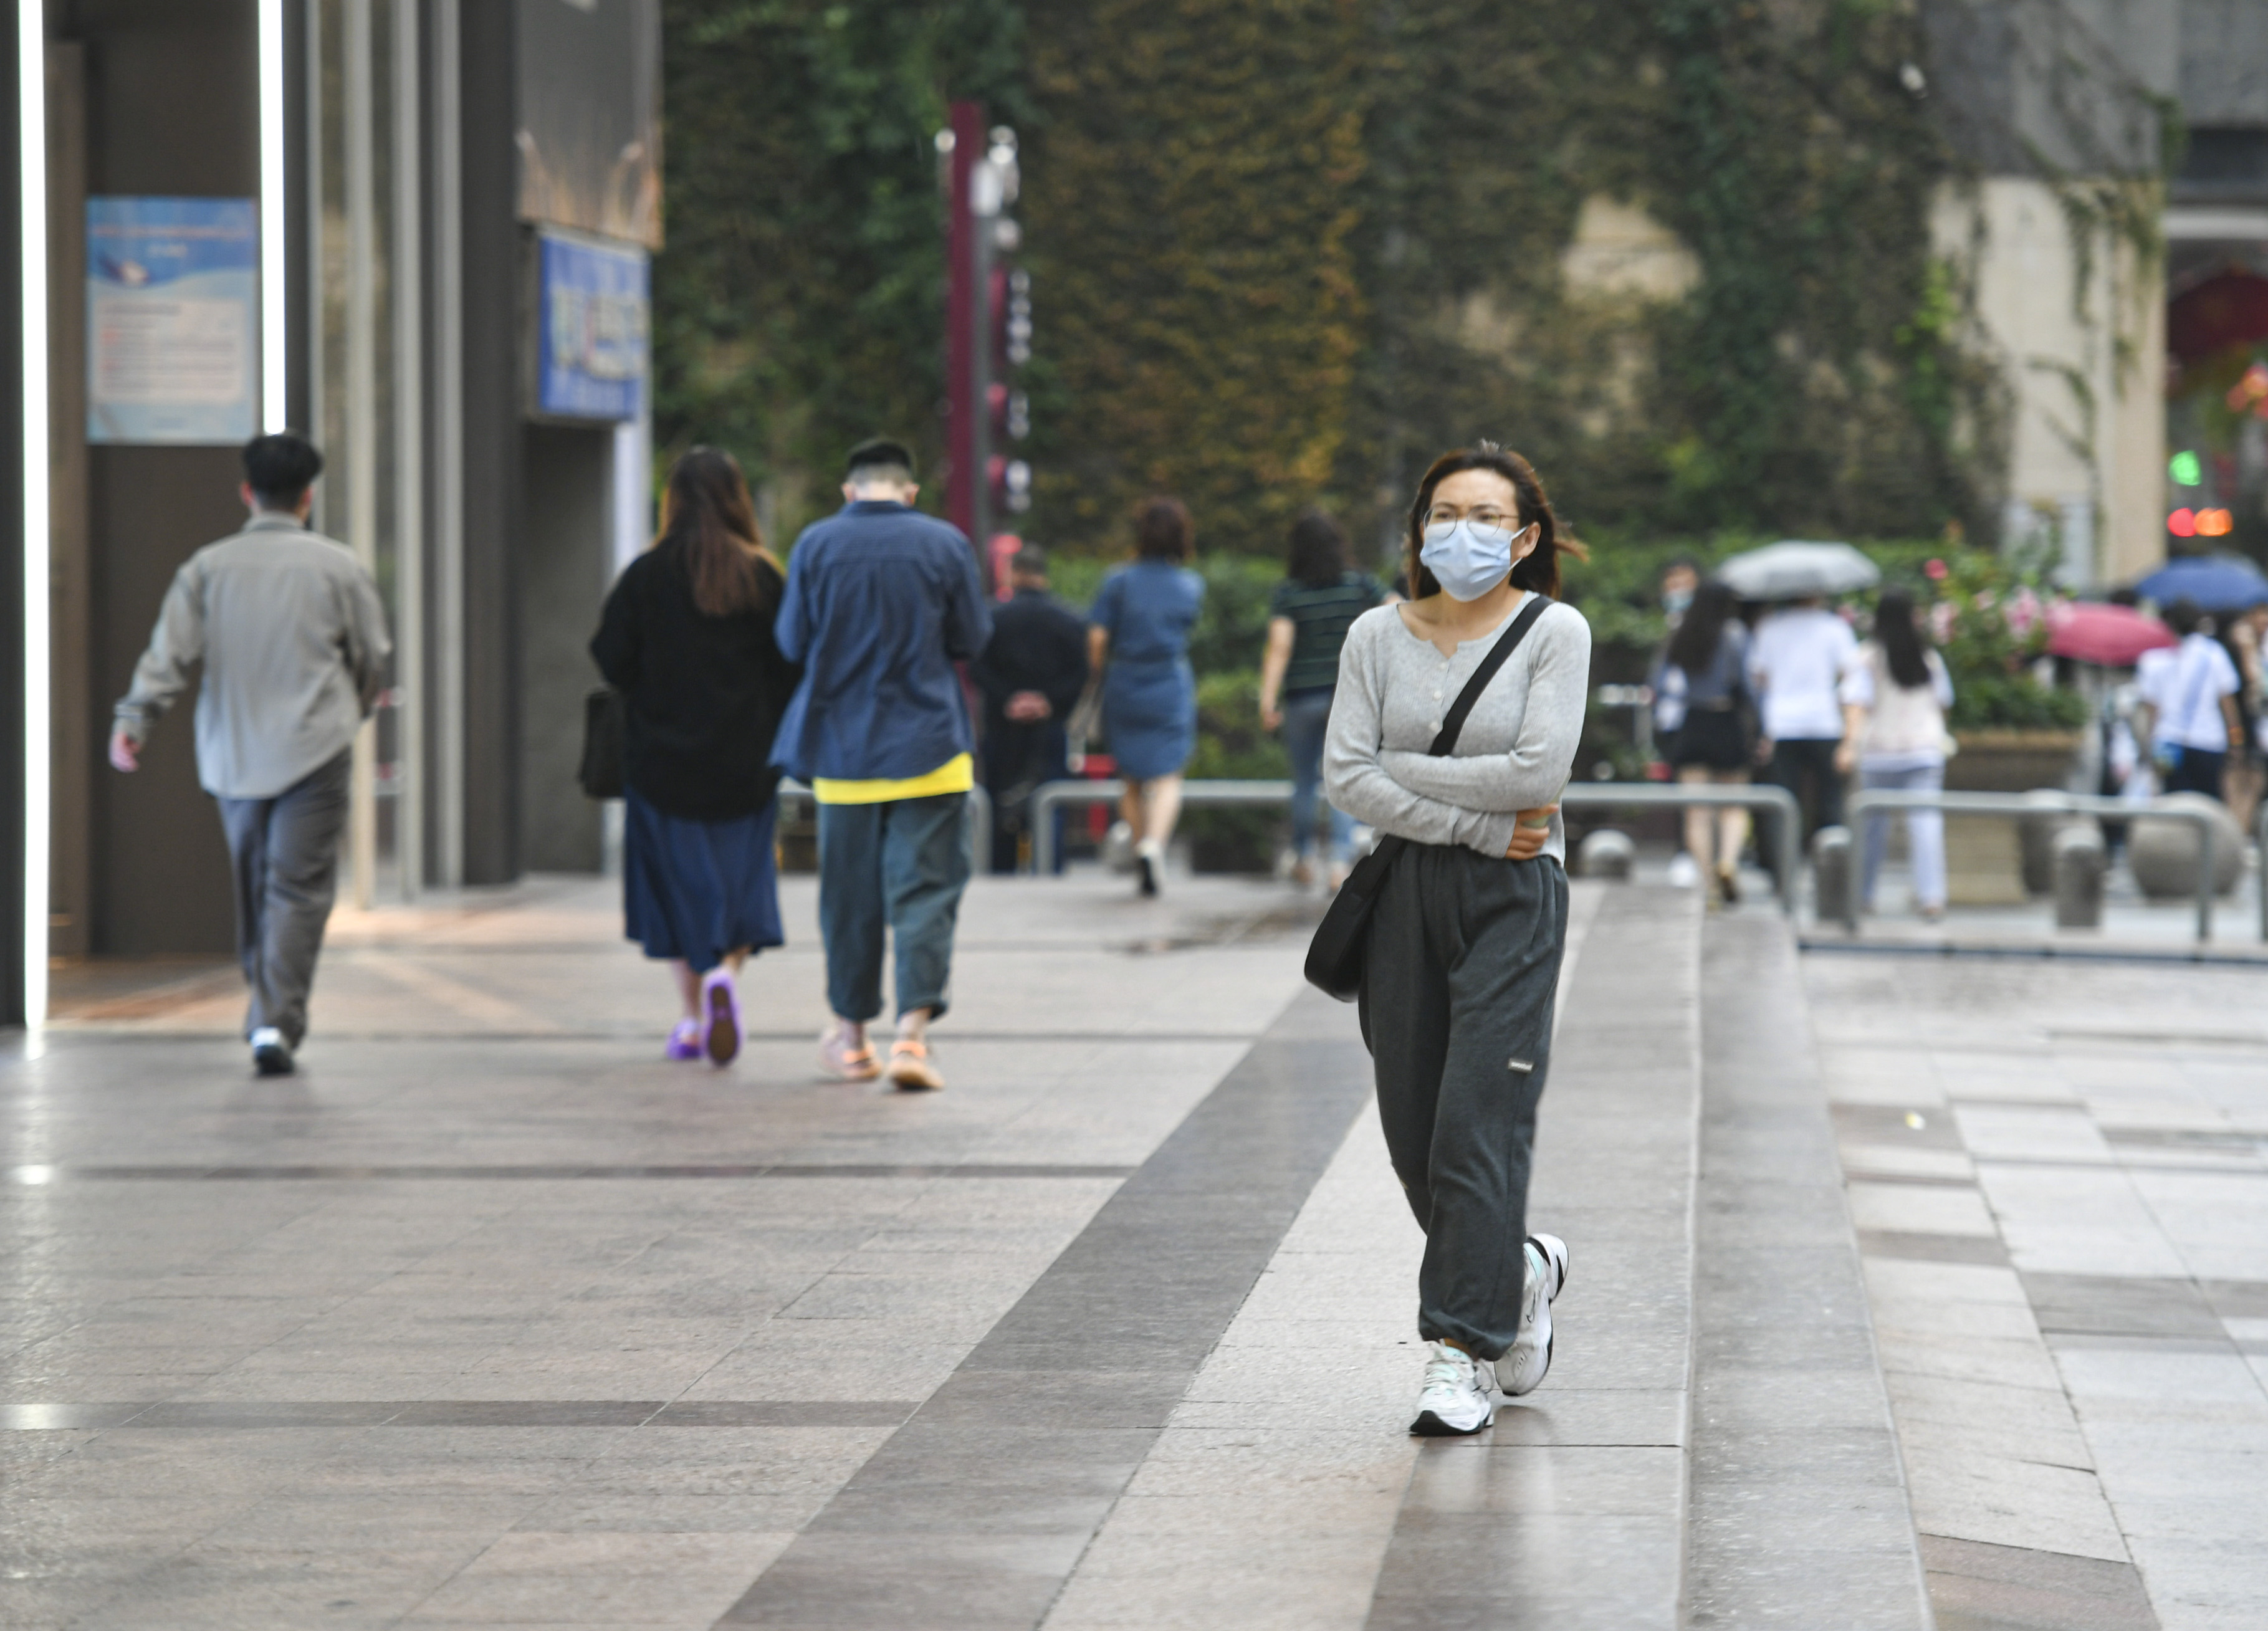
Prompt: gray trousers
<box><xmin>1359</xmin><ymin>842</ymin><xmax>1569</xmax><ymax>1359</ymax></box>
<box><xmin>216</xmin><ymin>750</ymin><xmax>351</xmax><ymax>1047</ymax></box>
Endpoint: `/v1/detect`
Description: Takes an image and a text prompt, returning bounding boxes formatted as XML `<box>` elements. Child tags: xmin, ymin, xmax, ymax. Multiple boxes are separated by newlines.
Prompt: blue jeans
<box><xmin>1283</xmin><ymin>690</ymin><xmax>1354</xmax><ymax>864</ymax></box>
<box><xmin>816</xmin><ymin>793</ymin><xmax>970</xmax><ymax>1022</ymax></box>
<box><xmin>1860</xmin><ymin>760</ymin><xmax>1946</xmax><ymax>910</ymax></box>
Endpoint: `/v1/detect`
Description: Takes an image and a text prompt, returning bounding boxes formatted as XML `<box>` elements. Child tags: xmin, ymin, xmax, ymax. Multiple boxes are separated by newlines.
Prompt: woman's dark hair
<box><xmin>1134</xmin><ymin>495</ymin><xmax>1194</xmax><ymax>562</ymax></box>
<box><xmin>1286</xmin><ymin>510</ymin><xmax>1348</xmax><ymax>588</ymax></box>
<box><xmin>2165</xmin><ymin>596</ymin><xmax>2205</xmax><ymax>638</ymax></box>
<box><xmin>1875</xmin><ymin>586</ymin><xmax>1931</xmax><ymax>690</ymax></box>
<box><xmin>1403</xmin><ymin>442</ymin><xmax>1588</xmax><ymax>600</ymax></box>
<box><xmin>1665</xmin><ymin>580</ymin><xmax>1739</xmax><ymax>676</ymax></box>
<box><xmin>657</xmin><ymin>446</ymin><xmax>781</xmax><ymax>618</ymax></box>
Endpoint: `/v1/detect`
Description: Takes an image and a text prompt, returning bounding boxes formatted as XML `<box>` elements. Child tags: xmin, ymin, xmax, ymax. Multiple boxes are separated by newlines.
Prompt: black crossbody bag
<box><xmin>1303</xmin><ymin>595</ymin><xmax>1551</xmax><ymax>1002</ymax></box>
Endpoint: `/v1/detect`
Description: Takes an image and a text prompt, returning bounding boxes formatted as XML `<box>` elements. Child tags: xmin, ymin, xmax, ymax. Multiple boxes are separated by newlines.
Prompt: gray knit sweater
<box><xmin>1323</xmin><ymin>596</ymin><xmax>1593</xmax><ymax>863</ymax></box>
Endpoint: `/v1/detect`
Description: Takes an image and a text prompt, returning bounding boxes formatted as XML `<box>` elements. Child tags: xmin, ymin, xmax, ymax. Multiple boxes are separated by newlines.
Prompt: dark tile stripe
<box><xmin>1857</xmin><ymin>1230</ymin><xmax>2012</xmax><ymax>1267</ymax></box>
<box><xmin>716</xmin><ymin>987</ymin><xmax>1374</xmax><ymax>1629</ymax></box>
<box><xmin>1685</xmin><ymin>913</ymin><xmax>1934</xmax><ymax>1629</ymax></box>
<box><xmin>1920</xmin><ymin>1534</ymin><xmax>2159</xmax><ymax>1631</ymax></box>
<box><xmin>1</xmin><ymin>1400</ymin><xmax>921</xmax><ymax>1430</ymax></box>
<box><xmin>1364</xmin><ymin>889</ymin><xmax>1705</xmax><ymax>1631</ymax></box>
<box><xmin>4</xmin><ymin>1162</ymin><xmax>1136</xmax><ymax>1183</ymax></box>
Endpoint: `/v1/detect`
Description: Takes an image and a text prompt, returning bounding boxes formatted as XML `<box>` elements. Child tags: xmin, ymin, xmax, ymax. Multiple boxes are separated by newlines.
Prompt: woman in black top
<box><xmin>591</xmin><ymin>448</ymin><xmax>801</xmax><ymax>1066</ymax></box>
<box><xmin>1258</xmin><ymin>511</ymin><xmax>1386</xmax><ymax>890</ymax></box>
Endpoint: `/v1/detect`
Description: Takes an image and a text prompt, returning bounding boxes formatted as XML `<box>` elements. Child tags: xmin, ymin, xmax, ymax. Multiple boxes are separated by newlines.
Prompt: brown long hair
<box><xmin>1403</xmin><ymin>442</ymin><xmax>1587</xmax><ymax>601</ymax></box>
<box><xmin>657</xmin><ymin>446</ymin><xmax>780</xmax><ymax>617</ymax></box>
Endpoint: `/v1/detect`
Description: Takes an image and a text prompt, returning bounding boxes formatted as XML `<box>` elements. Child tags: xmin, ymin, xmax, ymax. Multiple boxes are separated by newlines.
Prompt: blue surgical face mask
<box><xmin>1664</xmin><ymin>588</ymin><xmax>1694</xmax><ymax>616</ymax></box>
<box><xmin>1421</xmin><ymin>519</ymin><xmax>1523</xmax><ymax>601</ymax></box>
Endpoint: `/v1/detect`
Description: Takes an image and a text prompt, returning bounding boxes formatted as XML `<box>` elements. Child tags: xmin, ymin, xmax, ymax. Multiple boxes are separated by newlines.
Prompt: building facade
<box><xmin>3</xmin><ymin>0</ymin><xmax>659</xmax><ymax>1025</ymax></box>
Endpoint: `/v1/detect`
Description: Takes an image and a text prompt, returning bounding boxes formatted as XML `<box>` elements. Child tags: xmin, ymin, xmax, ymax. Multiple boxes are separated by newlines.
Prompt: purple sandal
<box><xmin>665</xmin><ymin>1019</ymin><xmax>702</xmax><ymax>1061</ymax></box>
<box><xmin>701</xmin><ymin>967</ymin><xmax>741</xmax><ymax>1066</ymax></box>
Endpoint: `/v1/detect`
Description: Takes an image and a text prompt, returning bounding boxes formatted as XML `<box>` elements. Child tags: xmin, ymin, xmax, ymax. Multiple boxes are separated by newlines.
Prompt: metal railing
<box><xmin>1559</xmin><ymin>782</ymin><xmax>1803</xmax><ymax>914</ymax></box>
<box><xmin>775</xmin><ymin>780</ymin><xmax>992</xmax><ymax>875</ymax></box>
<box><xmin>1026</xmin><ymin>777</ymin><xmax>1805</xmax><ymax>912</ymax></box>
<box><xmin>1840</xmin><ymin>789</ymin><xmax>2232</xmax><ymax>943</ymax></box>
<box><xmin>1029</xmin><ymin>779</ymin><xmax>1288</xmax><ymax>876</ymax></box>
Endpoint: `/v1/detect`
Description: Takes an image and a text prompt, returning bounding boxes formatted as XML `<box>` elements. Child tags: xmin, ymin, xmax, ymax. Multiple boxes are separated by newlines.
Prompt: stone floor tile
<box><xmin>404</xmin><ymin>1529</ymin><xmax>790</xmax><ymax>1624</ymax></box>
<box><xmin>1847</xmin><ymin>1180</ymin><xmax>2001</xmax><ymax>1238</ymax></box>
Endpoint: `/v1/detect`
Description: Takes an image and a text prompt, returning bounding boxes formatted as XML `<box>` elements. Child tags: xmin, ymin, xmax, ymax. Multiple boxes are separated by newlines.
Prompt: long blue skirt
<box><xmin>623</xmin><ymin>788</ymin><xmax>783</xmax><ymax>973</ymax></box>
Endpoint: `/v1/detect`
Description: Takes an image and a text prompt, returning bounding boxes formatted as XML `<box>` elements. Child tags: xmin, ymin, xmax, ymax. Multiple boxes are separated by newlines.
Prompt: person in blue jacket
<box><xmin>773</xmin><ymin>439</ymin><xmax>992</xmax><ymax>1090</ymax></box>
<box><xmin>1087</xmin><ymin>497</ymin><xmax>1206</xmax><ymax>896</ymax></box>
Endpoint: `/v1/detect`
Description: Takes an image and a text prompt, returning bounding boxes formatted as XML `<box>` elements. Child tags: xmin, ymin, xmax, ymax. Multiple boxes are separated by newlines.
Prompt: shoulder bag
<box><xmin>1304</xmin><ymin>594</ymin><xmax>1551</xmax><ymax>1002</ymax></box>
<box><xmin>579</xmin><ymin>686</ymin><xmax>626</xmax><ymax>800</ymax></box>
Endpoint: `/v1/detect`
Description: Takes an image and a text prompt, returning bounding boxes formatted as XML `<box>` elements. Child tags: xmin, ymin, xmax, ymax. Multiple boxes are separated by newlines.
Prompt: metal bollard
<box><xmin>1812</xmin><ymin>824</ymin><xmax>1853</xmax><ymax>921</ymax></box>
<box><xmin>1576</xmin><ymin>828</ymin><xmax>1635</xmax><ymax>881</ymax></box>
<box><xmin>2051</xmin><ymin>821</ymin><xmax>2105</xmax><ymax>929</ymax></box>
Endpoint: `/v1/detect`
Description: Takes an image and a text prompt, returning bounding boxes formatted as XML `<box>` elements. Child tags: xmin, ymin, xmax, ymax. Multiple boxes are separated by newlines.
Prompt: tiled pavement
<box><xmin>1810</xmin><ymin>949</ymin><xmax>2268</xmax><ymax>1630</ymax></box>
<box><xmin>3</xmin><ymin>866</ymin><xmax>2260</xmax><ymax>1626</ymax></box>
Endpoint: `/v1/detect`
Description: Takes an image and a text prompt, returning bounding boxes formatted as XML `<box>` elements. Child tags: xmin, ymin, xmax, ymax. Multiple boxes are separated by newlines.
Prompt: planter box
<box><xmin>1940</xmin><ymin>730</ymin><xmax>2082</xmax><ymax>905</ymax></box>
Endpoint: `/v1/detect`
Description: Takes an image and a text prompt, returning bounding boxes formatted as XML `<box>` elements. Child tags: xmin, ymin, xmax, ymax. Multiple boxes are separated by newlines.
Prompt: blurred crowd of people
<box><xmin>1647</xmin><ymin>555</ymin><xmax>2268</xmax><ymax>917</ymax></box>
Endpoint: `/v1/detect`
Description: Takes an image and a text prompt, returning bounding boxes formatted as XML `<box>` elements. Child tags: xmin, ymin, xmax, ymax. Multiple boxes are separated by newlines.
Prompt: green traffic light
<box><xmin>2169</xmin><ymin>450</ymin><xmax>2202</xmax><ymax>487</ymax></box>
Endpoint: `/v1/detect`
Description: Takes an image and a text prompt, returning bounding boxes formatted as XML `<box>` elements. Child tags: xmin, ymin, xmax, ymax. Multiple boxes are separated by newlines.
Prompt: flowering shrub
<box><xmin>1917</xmin><ymin>550</ymin><xmax>2089</xmax><ymax>731</ymax></box>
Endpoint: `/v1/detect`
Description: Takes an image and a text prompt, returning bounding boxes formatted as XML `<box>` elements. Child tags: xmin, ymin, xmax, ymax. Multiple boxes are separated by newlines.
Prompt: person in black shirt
<box><xmin>1258</xmin><ymin>512</ymin><xmax>1386</xmax><ymax>888</ymax></box>
<box><xmin>590</xmin><ymin>447</ymin><xmax>801</xmax><ymax>1066</ymax></box>
<box><xmin>974</xmin><ymin>545</ymin><xmax>1090</xmax><ymax>872</ymax></box>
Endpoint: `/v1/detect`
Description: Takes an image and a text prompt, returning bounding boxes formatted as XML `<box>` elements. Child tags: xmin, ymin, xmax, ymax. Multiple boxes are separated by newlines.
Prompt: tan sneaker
<box><xmin>819</xmin><ymin>1028</ymin><xmax>881</xmax><ymax>1082</ymax></box>
<box><xmin>887</xmin><ymin>1038</ymin><xmax>944</xmax><ymax>1091</ymax></box>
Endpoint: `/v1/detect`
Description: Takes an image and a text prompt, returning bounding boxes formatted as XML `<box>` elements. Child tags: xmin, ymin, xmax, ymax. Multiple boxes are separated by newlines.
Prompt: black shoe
<box><xmin>251</xmin><ymin>1027</ymin><xmax>295</xmax><ymax>1076</ymax></box>
<box><xmin>1137</xmin><ymin>854</ymin><xmax>1159</xmax><ymax>897</ymax></box>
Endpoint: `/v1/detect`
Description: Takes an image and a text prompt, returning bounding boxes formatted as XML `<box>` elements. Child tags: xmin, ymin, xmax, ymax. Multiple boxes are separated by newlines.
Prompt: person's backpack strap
<box><xmin>1428</xmin><ymin>594</ymin><xmax>1551</xmax><ymax>757</ymax></box>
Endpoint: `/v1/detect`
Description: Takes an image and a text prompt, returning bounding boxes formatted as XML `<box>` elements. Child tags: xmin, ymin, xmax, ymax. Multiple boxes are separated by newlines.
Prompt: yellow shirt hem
<box><xmin>811</xmin><ymin>753</ymin><xmax>975</xmax><ymax>805</ymax></box>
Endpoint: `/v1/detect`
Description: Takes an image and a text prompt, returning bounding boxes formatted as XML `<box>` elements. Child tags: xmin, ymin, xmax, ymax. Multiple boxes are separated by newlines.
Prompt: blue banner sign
<box><xmin>537</xmin><ymin>229</ymin><xmax>648</xmax><ymax>421</ymax></box>
<box><xmin>87</xmin><ymin>197</ymin><xmax>259</xmax><ymax>445</ymax></box>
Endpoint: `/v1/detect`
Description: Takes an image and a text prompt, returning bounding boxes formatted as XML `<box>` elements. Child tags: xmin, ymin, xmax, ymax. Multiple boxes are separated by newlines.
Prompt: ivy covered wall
<box><xmin>652</xmin><ymin>0</ymin><xmax>1025</xmax><ymax>541</ymax></box>
<box><xmin>654</xmin><ymin>0</ymin><xmax>2004</xmax><ymax>558</ymax></box>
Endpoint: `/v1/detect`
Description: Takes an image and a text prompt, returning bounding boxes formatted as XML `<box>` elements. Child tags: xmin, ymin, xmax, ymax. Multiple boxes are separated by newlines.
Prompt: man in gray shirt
<box><xmin>110</xmin><ymin>433</ymin><xmax>390</xmax><ymax>1075</ymax></box>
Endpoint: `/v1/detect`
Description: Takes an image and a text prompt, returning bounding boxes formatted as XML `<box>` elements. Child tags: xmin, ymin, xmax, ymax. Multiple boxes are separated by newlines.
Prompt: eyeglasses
<box><xmin>1424</xmin><ymin>504</ymin><xmax>1529</xmax><ymax>541</ymax></box>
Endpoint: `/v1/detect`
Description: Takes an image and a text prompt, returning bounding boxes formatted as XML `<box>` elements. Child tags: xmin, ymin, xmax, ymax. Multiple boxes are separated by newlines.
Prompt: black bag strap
<box><xmin>1428</xmin><ymin>594</ymin><xmax>1551</xmax><ymax>757</ymax></box>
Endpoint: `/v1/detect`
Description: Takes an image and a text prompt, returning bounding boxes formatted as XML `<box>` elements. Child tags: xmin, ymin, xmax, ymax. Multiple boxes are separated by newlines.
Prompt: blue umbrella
<box><xmin>2132</xmin><ymin>555</ymin><xmax>2268</xmax><ymax>613</ymax></box>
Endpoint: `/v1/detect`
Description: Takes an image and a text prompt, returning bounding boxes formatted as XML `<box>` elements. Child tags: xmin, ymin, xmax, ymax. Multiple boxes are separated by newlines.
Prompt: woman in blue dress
<box><xmin>1086</xmin><ymin>497</ymin><xmax>1206</xmax><ymax>896</ymax></box>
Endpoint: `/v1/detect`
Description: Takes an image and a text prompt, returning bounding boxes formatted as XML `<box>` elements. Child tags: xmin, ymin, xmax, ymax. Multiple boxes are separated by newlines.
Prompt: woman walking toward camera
<box><xmin>1326</xmin><ymin>443</ymin><xmax>1591</xmax><ymax>1436</ymax></box>
<box><xmin>1655</xmin><ymin>578</ymin><xmax>1754</xmax><ymax>904</ymax></box>
<box><xmin>591</xmin><ymin>447</ymin><xmax>801</xmax><ymax>1065</ymax></box>
<box><xmin>1088</xmin><ymin>497</ymin><xmax>1205</xmax><ymax>897</ymax></box>
<box><xmin>1845</xmin><ymin>586</ymin><xmax>1954</xmax><ymax>920</ymax></box>
<box><xmin>1260</xmin><ymin>511</ymin><xmax>1387</xmax><ymax>890</ymax></box>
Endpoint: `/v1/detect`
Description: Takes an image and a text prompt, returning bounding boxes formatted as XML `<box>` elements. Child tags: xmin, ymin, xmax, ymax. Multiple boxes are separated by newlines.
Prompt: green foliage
<box><xmin>1345</xmin><ymin>0</ymin><xmax>2001</xmax><ymax>552</ymax></box>
<box><xmin>652</xmin><ymin>0</ymin><xmax>1025</xmax><ymax>542</ymax></box>
<box><xmin>659</xmin><ymin>0</ymin><xmax>2002</xmax><ymax>566</ymax></box>
<box><xmin>1183</xmin><ymin>667</ymin><xmax>1290</xmax><ymax>870</ymax></box>
<box><xmin>1020</xmin><ymin>0</ymin><xmax>1367</xmax><ymax>555</ymax></box>
<box><xmin>1921</xmin><ymin>548</ymin><xmax>2091</xmax><ymax>732</ymax></box>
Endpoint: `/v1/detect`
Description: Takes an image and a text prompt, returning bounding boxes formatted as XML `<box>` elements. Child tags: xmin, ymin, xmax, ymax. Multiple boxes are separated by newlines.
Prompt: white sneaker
<box><xmin>249</xmin><ymin>1026</ymin><xmax>294</xmax><ymax>1077</ymax></box>
<box><xmin>1409</xmin><ymin>1340</ymin><xmax>1494</xmax><ymax>1436</ymax></box>
<box><xmin>1495</xmin><ymin>1234</ymin><xmax>1568</xmax><ymax>1397</ymax></box>
<box><xmin>1666</xmin><ymin>851</ymin><xmax>1701</xmax><ymax>888</ymax></box>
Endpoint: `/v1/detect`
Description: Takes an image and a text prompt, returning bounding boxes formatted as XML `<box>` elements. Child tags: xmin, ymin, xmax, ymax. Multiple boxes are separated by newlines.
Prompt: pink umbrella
<box><xmin>2046</xmin><ymin>602</ymin><xmax>2177</xmax><ymax>666</ymax></box>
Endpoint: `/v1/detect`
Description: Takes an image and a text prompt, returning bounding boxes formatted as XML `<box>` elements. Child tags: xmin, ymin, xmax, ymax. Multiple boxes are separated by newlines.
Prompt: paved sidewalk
<box><xmin>1811</xmin><ymin>950</ymin><xmax>2268</xmax><ymax>1631</ymax></box>
<box><xmin>7</xmin><ymin>864</ymin><xmax>2257</xmax><ymax>1627</ymax></box>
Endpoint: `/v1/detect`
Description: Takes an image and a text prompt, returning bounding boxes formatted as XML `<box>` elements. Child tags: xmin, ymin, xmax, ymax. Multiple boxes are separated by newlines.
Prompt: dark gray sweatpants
<box><xmin>1359</xmin><ymin>842</ymin><xmax>1569</xmax><ymax>1360</ymax></box>
<box><xmin>216</xmin><ymin>750</ymin><xmax>351</xmax><ymax>1048</ymax></box>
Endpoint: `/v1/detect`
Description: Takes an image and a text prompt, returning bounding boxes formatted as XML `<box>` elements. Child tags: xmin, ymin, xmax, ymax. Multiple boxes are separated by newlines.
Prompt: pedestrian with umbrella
<box><xmin>2131</xmin><ymin>555</ymin><xmax>2268</xmax><ymax>616</ymax></box>
<box><xmin>2137</xmin><ymin>598</ymin><xmax>2246</xmax><ymax>802</ymax></box>
<box><xmin>1720</xmin><ymin>541</ymin><xmax>1878</xmax><ymax>879</ymax></box>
